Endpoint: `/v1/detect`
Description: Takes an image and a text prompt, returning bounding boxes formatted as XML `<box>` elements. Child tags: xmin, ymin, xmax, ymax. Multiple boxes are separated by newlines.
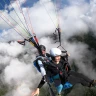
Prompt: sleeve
<box><xmin>37</xmin><ymin>77</ymin><xmax>46</xmax><ymax>88</ymax></box>
<box><xmin>37</xmin><ymin>60</ymin><xmax>46</xmax><ymax>76</ymax></box>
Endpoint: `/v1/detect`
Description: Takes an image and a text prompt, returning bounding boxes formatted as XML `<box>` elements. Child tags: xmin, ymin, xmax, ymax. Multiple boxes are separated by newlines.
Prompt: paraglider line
<box><xmin>16</xmin><ymin>0</ymin><xmax>32</xmax><ymax>36</ymax></box>
<box><xmin>3</xmin><ymin>0</ymin><xmax>31</xmax><ymax>37</ymax></box>
<box><xmin>0</xmin><ymin>15</ymin><xmax>26</xmax><ymax>39</ymax></box>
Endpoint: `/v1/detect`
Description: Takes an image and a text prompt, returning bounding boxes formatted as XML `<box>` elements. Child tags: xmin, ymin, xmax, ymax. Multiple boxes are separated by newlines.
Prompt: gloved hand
<box><xmin>31</xmin><ymin>88</ymin><xmax>40</xmax><ymax>96</ymax></box>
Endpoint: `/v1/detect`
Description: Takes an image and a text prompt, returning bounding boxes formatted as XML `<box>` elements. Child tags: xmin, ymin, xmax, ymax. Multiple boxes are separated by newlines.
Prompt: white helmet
<box><xmin>50</xmin><ymin>48</ymin><xmax>62</xmax><ymax>57</ymax></box>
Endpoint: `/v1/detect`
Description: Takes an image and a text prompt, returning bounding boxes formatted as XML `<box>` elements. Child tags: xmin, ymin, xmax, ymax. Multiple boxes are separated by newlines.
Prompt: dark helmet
<box><xmin>39</xmin><ymin>45</ymin><xmax>46</xmax><ymax>51</ymax></box>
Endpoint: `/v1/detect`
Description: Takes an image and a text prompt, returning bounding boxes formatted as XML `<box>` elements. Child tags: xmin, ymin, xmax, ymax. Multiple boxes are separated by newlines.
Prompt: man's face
<box><xmin>41</xmin><ymin>50</ymin><xmax>46</xmax><ymax>55</ymax></box>
<box><xmin>54</xmin><ymin>56</ymin><xmax>61</xmax><ymax>63</ymax></box>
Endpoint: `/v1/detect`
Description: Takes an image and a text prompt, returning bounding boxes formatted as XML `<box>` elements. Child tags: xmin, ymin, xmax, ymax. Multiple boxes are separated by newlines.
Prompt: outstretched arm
<box><xmin>31</xmin><ymin>88</ymin><xmax>39</xmax><ymax>96</ymax></box>
<box><xmin>31</xmin><ymin>77</ymin><xmax>46</xmax><ymax>96</ymax></box>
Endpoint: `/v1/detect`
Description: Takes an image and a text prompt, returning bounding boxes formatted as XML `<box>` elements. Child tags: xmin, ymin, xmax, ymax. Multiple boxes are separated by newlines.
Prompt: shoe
<box><xmin>90</xmin><ymin>80</ymin><xmax>96</xmax><ymax>87</ymax></box>
<box><xmin>57</xmin><ymin>94</ymin><xmax>61</xmax><ymax>96</ymax></box>
<box><xmin>93</xmin><ymin>80</ymin><xmax>96</xmax><ymax>87</ymax></box>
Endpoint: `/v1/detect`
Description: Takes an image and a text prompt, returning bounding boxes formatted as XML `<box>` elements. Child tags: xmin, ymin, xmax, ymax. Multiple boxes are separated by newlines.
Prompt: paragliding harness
<box><xmin>59</xmin><ymin>59</ymin><xmax>69</xmax><ymax>83</ymax></box>
<box><xmin>17</xmin><ymin>40</ymin><xmax>26</xmax><ymax>45</ymax></box>
<box><xmin>33</xmin><ymin>53</ymin><xmax>51</xmax><ymax>72</ymax></box>
<box><xmin>53</xmin><ymin>25</ymin><xmax>67</xmax><ymax>52</ymax></box>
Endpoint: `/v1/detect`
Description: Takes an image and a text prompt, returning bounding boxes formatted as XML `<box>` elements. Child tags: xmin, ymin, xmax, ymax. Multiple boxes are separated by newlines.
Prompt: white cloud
<box><xmin>0</xmin><ymin>42</ymin><xmax>24</xmax><ymax>57</ymax></box>
<box><xmin>0</xmin><ymin>55</ymin><xmax>11</xmax><ymax>65</ymax></box>
<box><xmin>61</xmin><ymin>41</ymin><xmax>96</xmax><ymax>79</ymax></box>
<box><xmin>0</xmin><ymin>42</ymin><xmax>41</xmax><ymax>96</ymax></box>
<box><xmin>4</xmin><ymin>59</ymin><xmax>31</xmax><ymax>85</ymax></box>
<box><xmin>3</xmin><ymin>58</ymin><xmax>41</xmax><ymax>96</ymax></box>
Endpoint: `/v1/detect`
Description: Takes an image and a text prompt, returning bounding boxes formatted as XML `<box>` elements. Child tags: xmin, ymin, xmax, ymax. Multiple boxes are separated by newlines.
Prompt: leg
<box><xmin>56</xmin><ymin>84</ymin><xmax>63</xmax><ymax>94</ymax></box>
<box><xmin>56</xmin><ymin>82</ymin><xmax>73</xmax><ymax>95</ymax></box>
<box><xmin>69</xmin><ymin>71</ymin><xmax>92</xmax><ymax>83</ymax></box>
<box><xmin>52</xmin><ymin>75</ymin><xmax>63</xmax><ymax>95</ymax></box>
<box><xmin>68</xmin><ymin>75</ymin><xmax>90</xmax><ymax>86</ymax></box>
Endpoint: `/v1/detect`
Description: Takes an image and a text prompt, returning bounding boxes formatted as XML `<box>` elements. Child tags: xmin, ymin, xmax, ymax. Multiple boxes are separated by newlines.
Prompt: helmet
<box><xmin>39</xmin><ymin>45</ymin><xmax>46</xmax><ymax>51</ymax></box>
<box><xmin>50</xmin><ymin>48</ymin><xmax>62</xmax><ymax>57</ymax></box>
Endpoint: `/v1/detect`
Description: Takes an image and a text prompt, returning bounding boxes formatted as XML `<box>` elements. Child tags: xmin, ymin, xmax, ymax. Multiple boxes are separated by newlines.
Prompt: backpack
<box><xmin>33</xmin><ymin>57</ymin><xmax>43</xmax><ymax>72</ymax></box>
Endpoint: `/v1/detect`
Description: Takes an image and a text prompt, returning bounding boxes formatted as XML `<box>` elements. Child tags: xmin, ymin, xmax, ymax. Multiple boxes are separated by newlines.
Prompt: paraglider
<box><xmin>32</xmin><ymin>48</ymin><xmax>96</xmax><ymax>96</ymax></box>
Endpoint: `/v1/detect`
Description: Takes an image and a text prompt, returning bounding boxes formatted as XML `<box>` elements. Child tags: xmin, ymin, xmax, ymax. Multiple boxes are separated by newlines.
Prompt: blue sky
<box><xmin>22</xmin><ymin>0</ymin><xmax>38</xmax><ymax>7</ymax></box>
<box><xmin>0</xmin><ymin>0</ymin><xmax>10</xmax><ymax>10</ymax></box>
<box><xmin>0</xmin><ymin>0</ymin><xmax>39</xmax><ymax>10</ymax></box>
<box><xmin>0</xmin><ymin>0</ymin><xmax>90</xmax><ymax>10</ymax></box>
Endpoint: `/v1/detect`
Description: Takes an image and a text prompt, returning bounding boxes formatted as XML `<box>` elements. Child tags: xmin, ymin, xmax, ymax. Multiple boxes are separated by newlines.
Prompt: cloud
<box><xmin>0</xmin><ymin>42</ymin><xmax>41</xmax><ymax>96</ymax></box>
<box><xmin>4</xmin><ymin>59</ymin><xmax>30</xmax><ymax>84</ymax></box>
<box><xmin>0</xmin><ymin>42</ymin><xmax>24</xmax><ymax>57</ymax></box>
<box><xmin>68</xmin><ymin>0</ymin><xmax>89</xmax><ymax>5</ymax></box>
<box><xmin>62</xmin><ymin>41</ymin><xmax>96</xmax><ymax>79</ymax></box>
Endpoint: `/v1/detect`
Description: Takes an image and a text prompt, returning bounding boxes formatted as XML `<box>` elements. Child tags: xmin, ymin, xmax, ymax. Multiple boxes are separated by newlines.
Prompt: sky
<box><xmin>0</xmin><ymin>0</ymin><xmax>94</xmax><ymax>41</ymax></box>
<box><xmin>0</xmin><ymin>0</ymin><xmax>96</xmax><ymax>96</ymax></box>
<box><xmin>0</xmin><ymin>0</ymin><xmax>90</xmax><ymax>10</ymax></box>
<box><xmin>0</xmin><ymin>0</ymin><xmax>38</xmax><ymax>9</ymax></box>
